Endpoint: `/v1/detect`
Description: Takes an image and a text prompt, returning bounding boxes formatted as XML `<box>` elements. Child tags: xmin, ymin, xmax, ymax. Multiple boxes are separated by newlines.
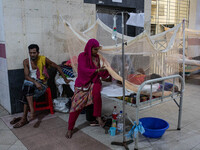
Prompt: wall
<box><xmin>3</xmin><ymin>0</ymin><xmax>96</xmax><ymax>70</ymax></box>
<box><xmin>2</xmin><ymin>0</ymin><xmax>96</xmax><ymax>113</ymax></box>
<box><xmin>0</xmin><ymin>0</ymin><xmax>11</xmax><ymax>113</ymax></box>
<box><xmin>144</xmin><ymin>0</ymin><xmax>151</xmax><ymax>35</ymax></box>
<box><xmin>188</xmin><ymin>0</ymin><xmax>200</xmax><ymax>57</ymax></box>
<box><xmin>196</xmin><ymin>0</ymin><xmax>200</xmax><ymax>30</ymax></box>
<box><xmin>189</xmin><ymin>0</ymin><xmax>200</xmax><ymax>30</ymax></box>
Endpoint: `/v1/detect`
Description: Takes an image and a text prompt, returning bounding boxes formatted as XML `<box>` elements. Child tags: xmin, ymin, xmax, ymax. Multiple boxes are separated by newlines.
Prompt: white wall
<box><xmin>196</xmin><ymin>0</ymin><xmax>200</xmax><ymax>30</ymax></box>
<box><xmin>189</xmin><ymin>0</ymin><xmax>200</xmax><ymax>30</ymax></box>
<box><xmin>2</xmin><ymin>0</ymin><xmax>96</xmax><ymax>70</ymax></box>
<box><xmin>0</xmin><ymin>58</ymin><xmax>11</xmax><ymax>113</ymax></box>
<box><xmin>188</xmin><ymin>0</ymin><xmax>200</xmax><ymax>57</ymax></box>
<box><xmin>1</xmin><ymin>0</ymin><xmax>95</xmax><ymax>113</ymax></box>
<box><xmin>144</xmin><ymin>0</ymin><xmax>151</xmax><ymax>35</ymax></box>
<box><xmin>0</xmin><ymin>0</ymin><xmax>11</xmax><ymax>113</ymax></box>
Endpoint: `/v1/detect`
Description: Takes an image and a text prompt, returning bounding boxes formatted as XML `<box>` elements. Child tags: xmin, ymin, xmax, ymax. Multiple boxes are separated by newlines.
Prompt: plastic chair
<box><xmin>33</xmin><ymin>87</ymin><xmax>54</xmax><ymax>114</ymax></box>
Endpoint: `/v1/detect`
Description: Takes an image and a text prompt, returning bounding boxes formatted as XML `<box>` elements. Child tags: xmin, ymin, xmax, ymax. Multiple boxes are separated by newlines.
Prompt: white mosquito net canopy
<box><xmin>62</xmin><ymin>17</ymin><xmax>185</xmax><ymax>93</ymax></box>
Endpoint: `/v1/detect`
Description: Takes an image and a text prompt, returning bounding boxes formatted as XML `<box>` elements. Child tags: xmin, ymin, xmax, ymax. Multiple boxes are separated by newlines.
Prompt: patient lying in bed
<box><xmin>128</xmin><ymin>68</ymin><xmax>178</xmax><ymax>92</ymax></box>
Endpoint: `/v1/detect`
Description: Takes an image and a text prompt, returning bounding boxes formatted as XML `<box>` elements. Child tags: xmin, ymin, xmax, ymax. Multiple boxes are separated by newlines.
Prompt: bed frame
<box><xmin>133</xmin><ymin>74</ymin><xmax>184</xmax><ymax>149</ymax></box>
<box><xmin>103</xmin><ymin>74</ymin><xmax>184</xmax><ymax>150</ymax></box>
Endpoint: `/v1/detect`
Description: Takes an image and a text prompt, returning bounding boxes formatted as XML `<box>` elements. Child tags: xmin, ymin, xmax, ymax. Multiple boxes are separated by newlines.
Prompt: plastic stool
<box><xmin>33</xmin><ymin>87</ymin><xmax>54</xmax><ymax>114</ymax></box>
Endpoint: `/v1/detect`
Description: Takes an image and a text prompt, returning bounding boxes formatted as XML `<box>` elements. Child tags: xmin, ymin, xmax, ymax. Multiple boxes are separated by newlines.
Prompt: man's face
<box><xmin>29</xmin><ymin>48</ymin><xmax>39</xmax><ymax>61</ymax></box>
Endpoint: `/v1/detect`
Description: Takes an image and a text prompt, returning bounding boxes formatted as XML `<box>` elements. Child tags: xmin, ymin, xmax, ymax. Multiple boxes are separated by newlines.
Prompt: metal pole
<box><xmin>177</xmin><ymin>75</ymin><xmax>184</xmax><ymax>130</ymax></box>
<box><xmin>134</xmin><ymin>91</ymin><xmax>140</xmax><ymax>150</ymax></box>
<box><xmin>177</xmin><ymin>19</ymin><xmax>185</xmax><ymax>130</ymax></box>
<box><xmin>111</xmin><ymin>12</ymin><xmax>133</xmax><ymax>150</ymax></box>
<box><xmin>121</xmin><ymin>11</ymin><xmax>126</xmax><ymax>142</ymax></box>
<box><xmin>182</xmin><ymin>19</ymin><xmax>185</xmax><ymax>88</ymax></box>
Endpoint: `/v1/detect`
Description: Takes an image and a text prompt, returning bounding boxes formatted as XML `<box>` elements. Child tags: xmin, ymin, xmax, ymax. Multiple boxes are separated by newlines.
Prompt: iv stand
<box><xmin>111</xmin><ymin>11</ymin><xmax>133</xmax><ymax>150</ymax></box>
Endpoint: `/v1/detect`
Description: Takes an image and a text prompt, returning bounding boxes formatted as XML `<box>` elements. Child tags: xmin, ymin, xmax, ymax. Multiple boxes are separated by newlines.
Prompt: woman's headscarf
<box><xmin>75</xmin><ymin>39</ymin><xmax>101</xmax><ymax>87</ymax></box>
<box><xmin>84</xmin><ymin>39</ymin><xmax>100</xmax><ymax>68</ymax></box>
<box><xmin>84</xmin><ymin>39</ymin><xmax>100</xmax><ymax>55</ymax></box>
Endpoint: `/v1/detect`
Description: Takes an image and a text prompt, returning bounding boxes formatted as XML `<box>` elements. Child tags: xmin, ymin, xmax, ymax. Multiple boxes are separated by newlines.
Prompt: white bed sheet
<box><xmin>101</xmin><ymin>83</ymin><xmax>132</xmax><ymax>97</ymax></box>
<box><xmin>55</xmin><ymin>76</ymin><xmax>160</xmax><ymax>97</ymax></box>
<box><xmin>55</xmin><ymin>76</ymin><xmax>131</xmax><ymax>97</ymax></box>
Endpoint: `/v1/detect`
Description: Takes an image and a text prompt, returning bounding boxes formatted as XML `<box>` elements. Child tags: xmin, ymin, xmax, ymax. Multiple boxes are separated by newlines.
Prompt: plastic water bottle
<box><xmin>112</xmin><ymin>119</ymin><xmax>117</xmax><ymax>128</ymax></box>
<box><xmin>117</xmin><ymin>111</ymin><xmax>123</xmax><ymax>132</ymax></box>
<box><xmin>112</xmin><ymin>106</ymin><xmax>118</xmax><ymax>120</ymax></box>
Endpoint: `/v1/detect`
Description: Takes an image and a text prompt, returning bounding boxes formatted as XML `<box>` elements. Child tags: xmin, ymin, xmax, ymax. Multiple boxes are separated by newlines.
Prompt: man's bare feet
<box><xmin>28</xmin><ymin>113</ymin><xmax>36</xmax><ymax>121</ymax></box>
<box><xmin>65</xmin><ymin>130</ymin><xmax>72</xmax><ymax>139</ymax></box>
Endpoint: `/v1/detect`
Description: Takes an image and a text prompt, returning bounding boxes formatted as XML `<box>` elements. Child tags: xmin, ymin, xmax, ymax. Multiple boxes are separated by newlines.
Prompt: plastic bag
<box><xmin>53</xmin><ymin>97</ymin><xmax>69</xmax><ymax>113</ymax></box>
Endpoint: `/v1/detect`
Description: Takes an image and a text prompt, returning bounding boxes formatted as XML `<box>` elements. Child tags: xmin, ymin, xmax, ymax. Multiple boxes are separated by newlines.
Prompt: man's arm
<box><xmin>46</xmin><ymin>58</ymin><xmax>72</xmax><ymax>84</ymax></box>
<box><xmin>23</xmin><ymin>59</ymin><xmax>42</xmax><ymax>90</ymax></box>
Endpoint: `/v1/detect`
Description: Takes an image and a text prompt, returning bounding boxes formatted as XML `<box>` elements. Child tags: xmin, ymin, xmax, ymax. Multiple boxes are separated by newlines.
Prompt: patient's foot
<box><xmin>66</xmin><ymin>130</ymin><xmax>72</xmax><ymax>139</ymax></box>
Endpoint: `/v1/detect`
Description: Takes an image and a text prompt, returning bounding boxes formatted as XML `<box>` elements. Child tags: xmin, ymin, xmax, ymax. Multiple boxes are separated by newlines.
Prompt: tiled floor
<box><xmin>0</xmin><ymin>106</ymin><xmax>27</xmax><ymax>150</ymax></box>
<box><xmin>0</xmin><ymin>77</ymin><xmax>200</xmax><ymax>150</ymax></box>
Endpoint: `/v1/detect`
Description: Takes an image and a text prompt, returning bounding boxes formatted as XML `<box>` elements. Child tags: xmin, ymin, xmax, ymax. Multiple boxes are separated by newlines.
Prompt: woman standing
<box><xmin>66</xmin><ymin>39</ymin><xmax>109</xmax><ymax>138</ymax></box>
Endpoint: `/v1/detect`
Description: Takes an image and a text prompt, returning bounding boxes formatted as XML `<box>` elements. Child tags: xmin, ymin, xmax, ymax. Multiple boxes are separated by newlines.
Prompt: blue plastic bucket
<box><xmin>139</xmin><ymin>117</ymin><xmax>169</xmax><ymax>138</ymax></box>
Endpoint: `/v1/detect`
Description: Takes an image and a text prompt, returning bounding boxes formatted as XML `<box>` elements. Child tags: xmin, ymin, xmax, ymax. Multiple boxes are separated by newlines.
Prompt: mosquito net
<box><xmin>186</xmin><ymin>28</ymin><xmax>200</xmax><ymax>58</ymax></box>
<box><xmin>164</xmin><ymin>26</ymin><xmax>200</xmax><ymax>73</ymax></box>
<box><xmin>62</xmin><ymin>18</ymin><xmax>184</xmax><ymax>94</ymax></box>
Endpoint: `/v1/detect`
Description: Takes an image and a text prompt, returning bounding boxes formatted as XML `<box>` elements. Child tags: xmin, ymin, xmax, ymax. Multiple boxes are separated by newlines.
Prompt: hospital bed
<box><xmin>56</xmin><ymin>74</ymin><xmax>184</xmax><ymax>150</ymax></box>
<box><xmin>102</xmin><ymin>74</ymin><xmax>184</xmax><ymax>150</ymax></box>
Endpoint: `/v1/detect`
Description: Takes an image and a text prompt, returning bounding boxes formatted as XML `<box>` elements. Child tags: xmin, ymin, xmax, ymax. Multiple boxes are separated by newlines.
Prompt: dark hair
<box><xmin>136</xmin><ymin>68</ymin><xmax>145</xmax><ymax>74</ymax></box>
<box><xmin>28</xmin><ymin>44</ymin><xmax>39</xmax><ymax>52</ymax></box>
<box><xmin>150</xmin><ymin>73</ymin><xmax>162</xmax><ymax>84</ymax></box>
<box><xmin>150</xmin><ymin>73</ymin><xmax>161</xmax><ymax>79</ymax></box>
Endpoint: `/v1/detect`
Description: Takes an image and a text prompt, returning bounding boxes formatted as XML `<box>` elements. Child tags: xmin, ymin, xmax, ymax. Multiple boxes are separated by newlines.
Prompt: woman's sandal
<box><xmin>10</xmin><ymin>117</ymin><xmax>22</xmax><ymax>125</ymax></box>
<box><xmin>13</xmin><ymin>119</ymin><xmax>29</xmax><ymax>128</ymax></box>
<box><xmin>90</xmin><ymin>120</ymin><xmax>100</xmax><ymax>126</ymax></box>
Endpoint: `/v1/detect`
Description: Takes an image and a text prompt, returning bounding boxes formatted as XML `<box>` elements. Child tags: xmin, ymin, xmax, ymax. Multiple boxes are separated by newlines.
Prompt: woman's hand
<box><xmin>102</xmin><ymin>75</ymin><xmax>112</xmax><ymax>82</ymax></box>
<box><xmin>96</xmin><ymin>66</ymin><xmax>106</xmax><ymax>73</ymax></box>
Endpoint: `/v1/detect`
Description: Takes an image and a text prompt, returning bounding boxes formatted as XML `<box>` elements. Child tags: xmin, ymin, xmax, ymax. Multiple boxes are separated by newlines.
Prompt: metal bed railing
<box><xmin>102</xmin><ymin>74</ymin><xmax>184</xmax><ymax>150</ymax></box>
<box><xmin>134</xmin><ymin>74</ymin><xmax>184</xmax><ymax>150</ymax></box>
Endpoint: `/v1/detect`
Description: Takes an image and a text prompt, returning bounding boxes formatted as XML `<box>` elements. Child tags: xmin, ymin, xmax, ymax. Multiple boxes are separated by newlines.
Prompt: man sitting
<box><xmin>11</xmin><ymin>44</ymin><xmax>72</xmax><ymax>128</ymax></box>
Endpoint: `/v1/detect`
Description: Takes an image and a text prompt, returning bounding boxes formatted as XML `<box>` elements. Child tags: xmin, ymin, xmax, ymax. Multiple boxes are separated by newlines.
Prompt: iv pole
<box><xmin>111</xmin><ymin>11</ymin><xmax>133</xmax><ymax>150</ymax></box>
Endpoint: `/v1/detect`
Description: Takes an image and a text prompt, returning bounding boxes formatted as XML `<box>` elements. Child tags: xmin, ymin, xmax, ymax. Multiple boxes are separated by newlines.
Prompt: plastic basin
<box><xmin>139</xmin><ymin>117</ymin><xmax>169</xmax><ymax>138</ymax></box>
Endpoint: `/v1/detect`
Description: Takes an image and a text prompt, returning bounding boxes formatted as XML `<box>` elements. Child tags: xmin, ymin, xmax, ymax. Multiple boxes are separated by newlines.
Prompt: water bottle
<box><xmin>117</xmin><ymin>111</ymin><xmax>123</xmax><ymax>132</ymax></box>
<box><xmin>112</xmin><ymin>119</ymin><xmax>117</xmax><ymax>128</ymax></box>
<box><xmin>112</xmin><ymin>106</ymin><xmax>118</xmax><ymax>120</ymax></box>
